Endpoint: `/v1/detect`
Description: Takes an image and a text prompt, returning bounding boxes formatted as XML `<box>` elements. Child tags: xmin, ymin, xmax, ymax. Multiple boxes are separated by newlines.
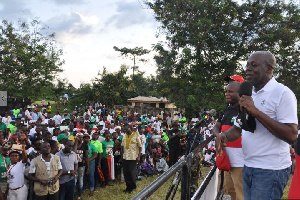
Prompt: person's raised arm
<box><xmin>240</xmin><ymin>95</ymin><xmax>297</xmax><ymax>144</ymax></box>
<box><xmin>21</xmin><ymin>144</ymin><xmax>27</xmax><ymax>163</ymax></box>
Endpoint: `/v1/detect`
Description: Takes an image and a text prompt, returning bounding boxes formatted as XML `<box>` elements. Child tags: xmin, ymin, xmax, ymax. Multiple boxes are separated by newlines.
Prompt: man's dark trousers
<box><xmin>123</xmin><ymin>160</ymin><xmax>137</xmax><ymax>192</ymax></box>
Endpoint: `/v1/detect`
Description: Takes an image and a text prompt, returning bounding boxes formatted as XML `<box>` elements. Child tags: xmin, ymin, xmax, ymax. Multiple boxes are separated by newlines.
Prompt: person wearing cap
<box><xmin>7</xmin><ymin>121</ymin><xmax>17</xmax><ymax>136</ymax></box>
<box><xmin>213</xmin><ymin>75</ymin><xmax>245</xmax><ymax>200</ymax></box>
<box><xmin>83</xmin><ymin>133</ymin><xmax>97</xmax><ymax>196</ymax></box>
<box><xmin>74</xmin><ymin>133</ymin><xmax>89</xmax><ymax>200</ymax></box>
<box><xmin>96</xmin><ymin>123</ymin><xmax>105</xmax><ymax>142</ymax></box>
<box><xmin>6</xmin><ymin>144</ymin><xmax>27</xmax><ymax>200</ymax></box>
<box><xmin>224</xmin><ymin>74</ymin><xmax>245</xmax><ymax>83</ymax></box>
<box><xmin>56</xmin><ymin>140</ymin><xmax>78</xmax><ymax>200</ymax></box>
<box><xmin>101</xmin><ymin>131</ymin><xmax>114</xmax><ymax>187</ymax></box>
<box><xmin>68</xmin><ymin>123</ymin><xmax>76</xmax><ymax>142</ymax></box>
<box><xmin>90</xmin><ymin>131</ymin><xmax>103</xmax><ymax>189</ymax></box>
<box><xmin>57</xmin><ymin>134</ymin><xmax>69</xmax><ymax>151</ymax></box>
<box><xmin>121</xmin><ymin>126</ymin><xmax>142</xmax><ymax>193</ymax></box>
<box><xmin>31</xmin><ymin>109</ymin><xmax>39</xmax><ymax>121</ymax></box>
<box><xmin>64</xmin><ymin>116</ymin><xmax>70</xmax><ymax>125</ymax></box>
<box><xmin>28</xmin><ymin>142</ymin><xmax>63</xmax><ymax>200</ymax></box>
<box><xmin>218</xmin><ymin>51</ymin><xmax>298</xmax><ymax>199</ymax></box>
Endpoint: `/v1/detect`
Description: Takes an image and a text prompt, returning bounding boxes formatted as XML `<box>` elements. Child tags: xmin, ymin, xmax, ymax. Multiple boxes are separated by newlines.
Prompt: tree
<box><xmin>148</xmin><ymin>0</ymin><xmax>300</xmax><ymax>117</ymax></box>
<box><xmin>0</xmin><ymin>19</ymin><xmax>64</xmax><ymax>99</ymax></box>
<box><xmin>113</xmin><ymin>46</ymin><xmax>150</xmax><ymax>77</ymax></box>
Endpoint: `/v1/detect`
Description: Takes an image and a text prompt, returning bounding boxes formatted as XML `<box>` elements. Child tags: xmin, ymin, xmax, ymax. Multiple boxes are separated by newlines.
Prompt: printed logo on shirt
<box><xmin>231</xmin><ymin>115</ymin><xmax>238</xmax><ymax>123</ymax></box>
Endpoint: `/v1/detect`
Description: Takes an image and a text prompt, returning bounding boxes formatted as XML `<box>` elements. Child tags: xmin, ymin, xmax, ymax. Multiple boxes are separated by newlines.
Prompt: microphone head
<box><xmin>239</xmin><ymin>81</ymin><xmax>253</xmax><ymax>97</ymax></box>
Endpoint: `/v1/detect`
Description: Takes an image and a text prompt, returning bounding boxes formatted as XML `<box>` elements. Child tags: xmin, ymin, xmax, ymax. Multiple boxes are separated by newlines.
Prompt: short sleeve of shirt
<box><xmin>276</xmin><ymin>89</ymin><xmax>298</xmax><ymax>124</ymax></box>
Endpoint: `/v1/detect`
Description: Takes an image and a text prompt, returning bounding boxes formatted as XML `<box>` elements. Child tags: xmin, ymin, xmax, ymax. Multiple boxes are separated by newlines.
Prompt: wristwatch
<box><xmin>68</xmin><ymin>171</ymin><xmax>70</xmax><ymax>174</ymax></box>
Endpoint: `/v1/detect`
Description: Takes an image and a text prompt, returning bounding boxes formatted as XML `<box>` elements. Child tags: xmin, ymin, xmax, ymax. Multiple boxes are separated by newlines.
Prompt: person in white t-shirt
<box><xmin>218</xmin><ymin>51</ymin><xmax>298</xmax><ymax>199</ymax></box>
<box><xmin>6</xmin><ymin>145</ymin><xmax>28</xmax><ymax>200</ymax></box>
<box><xmin>53</xmin><ymin>111</ymin><xmax>62</xmax><ymax>125</ymax></box>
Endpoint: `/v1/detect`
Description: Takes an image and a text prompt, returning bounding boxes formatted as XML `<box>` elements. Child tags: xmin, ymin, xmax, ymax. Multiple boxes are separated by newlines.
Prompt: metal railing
<box><xmin>132</xmin><ymin>135</ymin><xmax>219</xmax><ymax>200</ymax></box>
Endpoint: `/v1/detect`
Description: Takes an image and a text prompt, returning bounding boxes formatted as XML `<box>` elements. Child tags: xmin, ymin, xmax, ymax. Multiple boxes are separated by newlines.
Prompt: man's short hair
<box><xmin>32</xmin><ymin>137</ymin><xmax>42</xmax><ymax>145</ymax></box>
<box><xmin>252</xmin><ymin>51</ymin><xmax>276</xmax><ymax>68</ymax></box>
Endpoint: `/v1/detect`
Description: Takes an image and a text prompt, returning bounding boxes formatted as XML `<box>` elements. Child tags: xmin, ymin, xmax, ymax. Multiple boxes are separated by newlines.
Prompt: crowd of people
<box><xmin>0</xmin><ymin>51</ymin><xmax>298</xmax><ymax>200</ymax></box>
<box><xmin>0</xmin><ymin>100</ymin><xmax>217</xmax><ymax>200</ymax></box>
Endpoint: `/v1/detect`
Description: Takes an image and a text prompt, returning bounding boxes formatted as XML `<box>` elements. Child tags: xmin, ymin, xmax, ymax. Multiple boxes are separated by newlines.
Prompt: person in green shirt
<box><xmin>83</xmin><ymin>133</ymin><xmax>97</xmax><ymax>196</ymax></box>
<box><xmin>12</xmin><ymin>106</ymin><xmax>20</xmax><ymax>119</ymax></box>
<box><xmin>0</xmin><ymin>118</ymin><xmax>6</xmax><ymax>133</ymax></box>
<box><xmin>90</xmin><ymin>132</ymin><xmax>103</xmax><ymax>189</ymax></box>
<box><xmin>101</xmin><ymin>131</ymin><xmax>115</xmax><ymax>186</ymax></box>
<box><xmin>0</xmin><ymin>146</ymin><xmax>10</xmax><ymax>197</ymax></box>
<box><xmin>7</xmin><ymin>121</ymin><xmax>17</xmax><ymax>136</ymax></box>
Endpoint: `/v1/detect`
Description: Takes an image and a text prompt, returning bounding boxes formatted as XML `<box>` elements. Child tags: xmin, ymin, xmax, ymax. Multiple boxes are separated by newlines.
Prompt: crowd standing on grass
<box><xmin>0</xmin><ymin>101</ymin><xmax>218</xmax><ymax>200</ymax></box>
<box><xmin>1</xmin><ymin>51</ymin><xmax>298</xmax><ymax>200</ymax></box>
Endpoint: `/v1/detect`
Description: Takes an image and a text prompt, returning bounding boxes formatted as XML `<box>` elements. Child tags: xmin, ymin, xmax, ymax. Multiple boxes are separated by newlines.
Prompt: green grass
<box><xmin>80</xmin><ymin>167</ymin><xmax>293</xmax><ymax>200</ymax></box>
<box><xmin>81</xmin><ymin>167</ymin><xmax>211</xmax><ymax>200</ymax></box>
<box><xmin>282</xmin><ymin>175</ymin><xmax>292</xmax><ymax>199</ymax></box>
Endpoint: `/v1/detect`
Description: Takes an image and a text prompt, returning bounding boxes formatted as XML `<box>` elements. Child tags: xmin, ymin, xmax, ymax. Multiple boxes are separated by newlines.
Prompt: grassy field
<box><xmin>81</xmin><ymin>167</ymin><xmax>210</xmax><ymax>200</ymax></box>
<box><xmin>80</xmin><ymin>167</ymin><xmax>293</xmax><ymax>200</ymax></box>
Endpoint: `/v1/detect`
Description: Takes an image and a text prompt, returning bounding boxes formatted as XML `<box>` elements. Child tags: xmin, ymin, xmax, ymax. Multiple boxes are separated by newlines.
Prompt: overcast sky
<box><xmin>0</xmin><ymin>0</ymin><xmax>164</xmax><ymax>88</ymax></box>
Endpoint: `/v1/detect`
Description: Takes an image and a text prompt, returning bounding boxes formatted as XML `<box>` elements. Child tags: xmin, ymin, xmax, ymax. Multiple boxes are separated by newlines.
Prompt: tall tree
<box><xmin>148</xmin><ymin>0</ymin><xmax>300</xmax><ymax>117</ymax></box>
<box><xmin>113</xmin><ymin>46</ymin><xmax>150</xmax><ymax>78</ymax></box>
<box><xmin>0</xmin><ymin>19</ymin><xmax>64</xmax><ymax>99</ymax></box>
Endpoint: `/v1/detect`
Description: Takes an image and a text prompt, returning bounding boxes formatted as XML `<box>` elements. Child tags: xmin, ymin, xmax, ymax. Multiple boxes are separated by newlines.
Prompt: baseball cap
<box><xmin>224</xmin><ymin>74</ymin><xmax>245</xmax><ymax>83</ymax></box>
<box><xmin>97</xmin><ymin>121</ymin><xmax>105</xmax><ymax>126</ymax></box>
<box><xmin>76</xmin><ymin>132</ymin><xmax>84</xmax><ymax>137</ymax></box>
<box><xmin>57</xmin><ymin>134</ymin><xmax>69</xmax><ymax>142</ymax></box>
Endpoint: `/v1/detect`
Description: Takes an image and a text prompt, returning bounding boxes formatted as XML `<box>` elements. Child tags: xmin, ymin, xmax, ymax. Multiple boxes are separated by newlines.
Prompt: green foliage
<box><xmin>0</xmin><ymin>19</ymin><xmax>64</xmax><ymax>99</ymax></box>
<box><xmin>113</xmin><ymin>46</ymin><xmax>150</xmax><ymax>77</ymax></box>
<box><xmin>69</xmin><ymin>66</ymin><xmax>159</xmax><ymax>109</ymax></box>
<box><xmin>148</xmin><ymin>0</ymin><xmax>300</xmax><ymax>117</ymax></box>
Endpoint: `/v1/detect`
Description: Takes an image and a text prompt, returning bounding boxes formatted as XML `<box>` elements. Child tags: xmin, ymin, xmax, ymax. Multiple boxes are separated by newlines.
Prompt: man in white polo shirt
<box><xmin>218</xmin><ymin>51</ymin><xmax>298</xmax><ymax>199</ymax></box>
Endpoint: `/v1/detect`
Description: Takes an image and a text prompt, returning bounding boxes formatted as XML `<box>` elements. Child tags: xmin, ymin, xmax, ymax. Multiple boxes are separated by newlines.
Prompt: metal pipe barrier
<box><xmin>191</xmin><ymin>165</ymin><xmax>217</xmax><ymax>200</ymax></box>
<box><xmin>132</xmin><ymin>135</ymin><xmax>217</xmax><ymax>200</ymax></box>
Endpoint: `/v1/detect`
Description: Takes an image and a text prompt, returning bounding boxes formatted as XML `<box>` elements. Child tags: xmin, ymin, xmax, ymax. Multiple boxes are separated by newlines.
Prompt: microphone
<box><xmin>239</xmin><ymin>81</ymin><xmax>252</xmax><ymax>97</ymax></box>
<box><xmin>239</xmin><ymin>81</ymin><xmax>252</xmax><ymax>120</ymax></box>
<box><xmin>238</xmin><ymin>81</ymin><xmax>256</xmax><ymax>132</ymax></box>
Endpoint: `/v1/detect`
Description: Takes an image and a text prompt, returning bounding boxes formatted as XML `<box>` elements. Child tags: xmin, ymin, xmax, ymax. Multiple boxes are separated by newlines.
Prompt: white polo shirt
<box><xmin>235</xmin><ymin>78</ymin><xmax>298</xmax><ymax>170</ymax></box>
<box><xmin>7</xmin><ymin>161</ymin><xmax>25</xmax><ymax>189</ymax></box>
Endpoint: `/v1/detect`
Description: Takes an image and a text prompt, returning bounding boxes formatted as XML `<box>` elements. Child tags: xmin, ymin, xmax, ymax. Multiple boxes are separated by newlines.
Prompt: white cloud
<box><xmin>45</xmin><ymin>12</ymin><xmax>100</xmax><ymax>44</ymax></box>
<box><xmin>0</xmin><ymin>0</ymin><xmax>32</xmax><ymax>21</ymax></box>
<box><xmin>105</xmin><ymin>1</ymin><xmax>155</xmax><ymax>29</ymax></box>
